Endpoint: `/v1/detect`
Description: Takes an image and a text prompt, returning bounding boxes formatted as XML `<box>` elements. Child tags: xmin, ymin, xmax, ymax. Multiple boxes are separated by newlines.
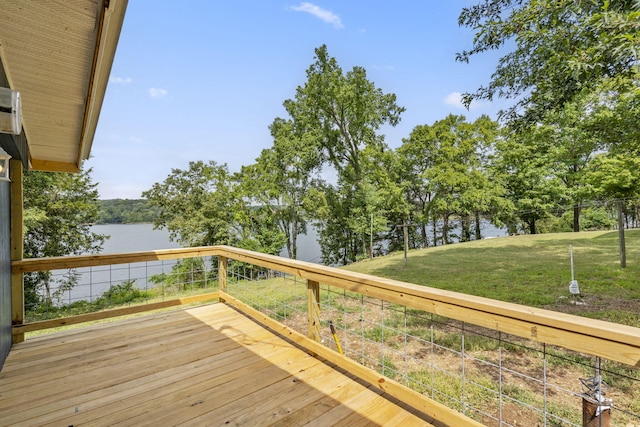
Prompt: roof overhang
<box><xmin>0</xmin><ymin>0</ymin><xmax>128</xmax><ymax>173</ymax></box>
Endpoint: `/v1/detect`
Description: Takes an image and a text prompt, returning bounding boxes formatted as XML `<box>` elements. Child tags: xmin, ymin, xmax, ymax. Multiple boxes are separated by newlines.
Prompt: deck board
<box><xmin>0</xmin><ymin>303</ymin><xmax>434</xmax><ymax>426</ymax></box>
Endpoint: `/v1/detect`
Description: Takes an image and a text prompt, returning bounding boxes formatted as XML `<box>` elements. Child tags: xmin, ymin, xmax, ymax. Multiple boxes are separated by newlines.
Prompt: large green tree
<box><xmin>142</xmin><ymin>161</ymin><xmax>241</xmax><ymax>247</ymax></box>
<box><xmin>492</xmin><ymin>129</ymin><xmax>564</xmax><ymax>234</ymax></box>
<box><xmin>239</xmin><ymin>118</ymin><xmax>321</xmax><ymax>259</ymax></box>
<box><xmin>281</xmin><ymin>45</ymin><xmax>405</xmax><ymax>264</ymax></box>
<box><xmin>23</xmin><ymin>167</ymin><xmax>105</xmax><ymax>307</ymax></box>
<box><xmin>284</xmin><ymin>45</ymin><xmax>405</xmax><ymax>182</ymax></box>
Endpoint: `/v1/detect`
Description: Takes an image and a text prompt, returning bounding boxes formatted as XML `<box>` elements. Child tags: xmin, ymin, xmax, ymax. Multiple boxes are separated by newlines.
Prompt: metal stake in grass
<box><xmin>569</xmin><ymin>244</ymin><xmax>581</xmax><ymax>299</ymax></box>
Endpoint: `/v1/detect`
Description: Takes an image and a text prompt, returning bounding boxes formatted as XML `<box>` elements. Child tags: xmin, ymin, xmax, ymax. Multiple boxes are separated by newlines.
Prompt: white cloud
<box><xmin>110</xmin><ymin>76</ymin><xmax>132</xmax><ymax>84</ymax></box>
<box><xmin>444</xmin><ymin>91</ymin><xmax>485</xmax><ymax>110</ymax></box>
<box><xmin>148</xmin><ymin>88</ymin><xmax>168</xmax><ymax>98</ymax></box>
<box><xmin>290</xmin><ymin>2</ymin><xmax>343</xmax><ymax>29</ymax></box>
<box><xmin>444</xmin><ymin>92</ymin><xmax>465</xmax><ymax>109</ymax></box>
<box><xmin>372</xmin><ymin>65</ymin><xmax>395</xmax><ymax>71</ymax></box>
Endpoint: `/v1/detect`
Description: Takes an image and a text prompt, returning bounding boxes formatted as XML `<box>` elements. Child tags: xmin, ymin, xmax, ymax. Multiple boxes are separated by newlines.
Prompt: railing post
<box><xmin>10</xmin><ymin>159</ymin><xmax>24</xmax><ymax>344</ymax></box>
<box><xmin>307</xmin><ymin>279</ymin><xmax>321</xmax><ymax>342</ymax></box>
<box><xmin>218</xmin><ymin>256</ymin><xmax>227</xmax><ymax>302</ymax></box>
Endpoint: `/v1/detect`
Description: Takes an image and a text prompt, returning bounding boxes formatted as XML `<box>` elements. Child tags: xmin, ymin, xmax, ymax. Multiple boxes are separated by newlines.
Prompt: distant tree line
<box><xmin>96</xmin><ymin>199</ymin><xmax>160</xmax><ymax>224</ymax></box>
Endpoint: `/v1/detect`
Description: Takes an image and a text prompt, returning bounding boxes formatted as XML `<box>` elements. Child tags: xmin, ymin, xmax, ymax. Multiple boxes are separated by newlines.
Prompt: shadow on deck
<box><xmin>0</xmin><ymin>303</ymin><xmax>434</xmax><ymax>426</ymax></box>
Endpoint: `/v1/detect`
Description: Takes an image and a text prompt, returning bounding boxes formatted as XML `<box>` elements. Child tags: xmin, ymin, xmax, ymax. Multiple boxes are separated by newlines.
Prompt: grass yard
<box><xmin>343</xmin><ymin>230</ymin><xmax>640</xmax><ymax>327</ymax></box>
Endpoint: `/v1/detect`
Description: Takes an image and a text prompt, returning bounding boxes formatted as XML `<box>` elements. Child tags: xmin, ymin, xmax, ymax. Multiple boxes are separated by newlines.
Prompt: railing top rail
<box><xmin>12</xmin><ymin>245</ymin><xmax>640</xmax><ymax>367</ymax></box>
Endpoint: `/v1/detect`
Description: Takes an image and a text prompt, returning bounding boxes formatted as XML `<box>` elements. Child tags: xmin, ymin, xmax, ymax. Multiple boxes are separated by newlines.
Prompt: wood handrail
<box><xmin>12</xmin><ymin>245</ymin><xmax>640</xmax><ymax>367</ymax></box>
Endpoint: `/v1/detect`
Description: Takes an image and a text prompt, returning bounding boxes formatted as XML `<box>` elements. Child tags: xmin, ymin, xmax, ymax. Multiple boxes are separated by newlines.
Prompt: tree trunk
<box><xmin>442</xmin><ymin>213</ymin><xmax>449</xmax><ymax>245</ymax></box>
<box><xmin>529</xmin><ymin>219</ymin><xmax>536</xmax><ymax>235</ymax></box>
<box><xmin>573</xmin><ymin>204</ymin><xmax>580</xmax><ymax>232</ymax></box>
<box><xmin>432</xmin><ymin>217</ymin><xmax>438</xmax><ymax>247</ymax></box>
<box><xmin>461</xmin><ymin>216</ymin><xmax>471</xmax><ymax>242</ymax></box>
<box><xmin>291</xmin><ymin>219</ymin><xmax>298</xmax><ymax>260</ymax></box>
<box><xmin>474</xmin><ymin>212</ymin><xmax>482</xmax><ymax>240</ymax></box>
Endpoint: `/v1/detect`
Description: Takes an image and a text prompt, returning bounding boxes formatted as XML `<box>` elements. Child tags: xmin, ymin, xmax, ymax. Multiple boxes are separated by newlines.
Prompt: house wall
<box><xmin>0</xmin><ymin>179</ymin><xmax>11</xmax><ymax>368</ymax></box>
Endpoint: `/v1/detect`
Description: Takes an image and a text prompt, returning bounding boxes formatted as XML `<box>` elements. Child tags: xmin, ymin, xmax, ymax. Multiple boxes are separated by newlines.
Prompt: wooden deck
<box><xmin>0</xmin><ymin>303</ymin><xmax>434</xmax><ymax>426</ymax></box>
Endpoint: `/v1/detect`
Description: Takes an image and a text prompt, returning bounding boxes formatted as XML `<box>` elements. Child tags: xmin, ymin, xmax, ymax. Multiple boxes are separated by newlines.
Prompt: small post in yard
<box><xmin>617</xmin><ymin>200</ymin><xmax>626</xmax><ymax>268</ymax></box>
<box><xmin>580</xmin><ymin>357</ymin><xmax>611</xmax><ymax>427</ymax></box>
<box><xmin>307</xmin><ymin>279</ymin><xmax>321</xmax><ymax>342</ymax></box>
<box><xmin>394</xmin><ymin>221</ymin><xmax>410</xmax><ymax>266</ymax></box>
<box><xmin>569</xmin><ymin>244</ymin><xmax>580</xmax><ymax>299</ymax></box>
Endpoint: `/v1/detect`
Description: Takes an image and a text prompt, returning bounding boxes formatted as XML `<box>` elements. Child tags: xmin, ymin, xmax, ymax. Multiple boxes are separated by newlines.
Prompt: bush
<box><xmin>545</xmin><ymin>207</ymin><xmax>615</xmax><ymax>232</ymax></box>
<box><xmin>96</xmin><ymin>280</ymin><xmax>149</xmax><ymax>307</ymax></box>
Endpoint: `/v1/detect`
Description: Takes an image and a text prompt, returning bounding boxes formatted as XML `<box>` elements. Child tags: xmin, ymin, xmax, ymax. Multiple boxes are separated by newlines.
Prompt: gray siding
<box><xmin>0</xmin><ymin>180</ymin><xmax>11</xmax><ymax>368</ymax></box>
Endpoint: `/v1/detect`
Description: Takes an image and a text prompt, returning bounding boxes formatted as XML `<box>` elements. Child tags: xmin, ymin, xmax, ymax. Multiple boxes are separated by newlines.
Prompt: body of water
<box><xmin>91</xmin><ymin>223</ymin><xmax>182</xmax><ymax>253</ymax></box>
<box><xmin>56</xmin><ymin>222</ymin><xmax>505</xmax><ymax>304</ymax></box>
<box><xmin>91</xmin><ymin>221</ymin><xmax>506</xmax><ymax>260</ymax></box>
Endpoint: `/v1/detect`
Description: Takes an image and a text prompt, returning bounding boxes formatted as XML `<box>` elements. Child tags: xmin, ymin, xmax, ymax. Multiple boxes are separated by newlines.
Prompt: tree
<box><xmin>23</xmin><ymin>167</ymin><xmax>105</xmax><ymax>307</ymax></box>
<box><xmin>584</xmin><ymin>153</ymin><xmax>640</xmax><ymax>228</ymax></box>
<box><xmin>540</xmin><ymin>98</ymin><xmax>602</xmax><ymax>231</ymax></box>
<box><xmin>142</xmin><ymin>161</ymin><xmax>241</xmax><ymax>247</ymax></box>
<box><xmin>284</xmin><ymin>45</ymin><xmax>405</xmax><ymax>183</ymax></box>
<box><xmin>239</xmin><ymin>118</ymin><xmax>321</xmax><ymax>259</ymax></box>
<box><xmin>96</xmin><ymin>199</ymin><xmax>160</xmax><ymax>224</ymax></box>
<box><xmin>282</xmin><ymin>45</ymin><xmax>405</xmax><ymax>263</ymax></box>
<box><xmin>399</xmin><ymin>114</ymin><xmax>506</xmax><ymax>245</ymax></box>
<box><xmin>492</xmin><ymin>129</ymin><xmax>564</xmax><ymax>234</ymax></box>
<box><xmin>457</xmin><ymin>0</ymin><xmax>639</xmax><ymax>127</ymax></box>
<box><xmin>396</xmin><ymin>125</ymin><xmax>437</xmax><ymax>248</ymax></box>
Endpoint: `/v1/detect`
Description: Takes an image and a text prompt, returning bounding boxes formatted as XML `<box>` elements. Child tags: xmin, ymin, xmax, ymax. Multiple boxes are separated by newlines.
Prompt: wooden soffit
<box><xmin>0</xmin><ymin>0</ymin><xmax>128</xmax><ymax>172</ymax></box>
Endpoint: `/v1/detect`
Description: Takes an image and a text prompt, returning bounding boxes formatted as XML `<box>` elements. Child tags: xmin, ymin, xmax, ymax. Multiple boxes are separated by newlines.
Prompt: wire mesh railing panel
<box><xmin>226</xmin><ymin>263</ymin><xmax>308</xmax><ymax>334</ymax></box>
<box><xmin>219</xmin><ymin>262</ymin><xmax>640</xmax><ymax>427</ymax></box>
<box><xmin>24</xmin><ymin>255</ymin><xmax>220</xmax><ymax>322</ymax></box>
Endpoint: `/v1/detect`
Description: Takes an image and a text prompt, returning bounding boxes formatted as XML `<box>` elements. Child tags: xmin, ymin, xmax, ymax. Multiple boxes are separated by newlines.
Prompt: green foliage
<box><xmin>142</xmin><ymin>161</ymin><xmax>240</xmax><ymax>247</ymax></box>
<box><xmin>457</xmin><ymin>0</ymin><xmax>639</xmax><ymax>127</ymax></box>
<box><xmin>397</xmin><ymin>114</ymin><xmax>509</xmax><ymax>245</ymax></box>
<box><xmin>95</xmin><ymin>280</ymin><xmax>149</xmax><ymax>306</ymax></box>
<box><xmin>23</xmin><ymin>167</ymin><xmax>105</xmax><ymax>309</ymax></box>
<box><xmin>149</xmin><ymin>258</ymin><xmax>217</xmax><ymax>292</ymax></box>
<box><xmin>96</xmin><ymin>199</ymin><xmax>160</xmax><ymax>224</ymax></box>
<box><xmin>545</xmin><ymin>207</ymin><xmax>616</xmax><ymax>233</ymax></box>
<box><xmin>281</xmin><ymin>44</ymin><xmax>405</xmax><ymax>264</ymax></box>
<box><xmin>238</xmin><ymin>118</ymin><xmax>320</xmax><ymax>259</ymax></box>
<box><xmin>583</xmin><ymin>153</ymin><xmax>640</xmax><ymax>200</ymax></box>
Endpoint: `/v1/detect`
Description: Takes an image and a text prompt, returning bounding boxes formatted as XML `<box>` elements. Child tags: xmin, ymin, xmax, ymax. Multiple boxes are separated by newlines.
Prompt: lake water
<box><xmin>91</xmin><ymin>224</ymin><xmax>182</xmax><ymax>253</ymax></box>
<box><xmin>91</xmin><ymin>223</ymin><xmax>323</xmax><ymax>262</ymax></box>
<box><xmin>91</xmin><ymin>222</ymin><xmax>506</xmax><ymax>260</ymax></box>
<box><xmin>56</xmin><ymin>222</ymin><xmax>503</xmax><ymax>304</ymax></box>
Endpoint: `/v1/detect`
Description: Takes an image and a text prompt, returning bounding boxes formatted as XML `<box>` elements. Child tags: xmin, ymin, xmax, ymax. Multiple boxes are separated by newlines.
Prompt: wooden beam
<box><xmin>306</xmin><ymin>279</ymin><xmax>320</xmax><ymax>342</ymax></box>
<box><xmin>11</xmin><ymin>247</ymin><xmax>222</xmax><ymax>273</ymax></box>
<box><xmin>27</xmin><ymin>159</ymin><xmax>80</xmax><ymax>173</ymax></box>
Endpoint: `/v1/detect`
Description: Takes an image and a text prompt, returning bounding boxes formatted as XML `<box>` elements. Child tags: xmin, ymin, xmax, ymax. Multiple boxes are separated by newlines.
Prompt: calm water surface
<box><xmin>91</xmin><ymin>223</ymin><xmax>181</xmax><ymax>253</ymax></box>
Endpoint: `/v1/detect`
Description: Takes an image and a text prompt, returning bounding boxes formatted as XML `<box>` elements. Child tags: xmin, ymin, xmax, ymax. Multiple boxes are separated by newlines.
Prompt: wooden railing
<box><xmin>11</xmin><ymin>245</ymin><xmax>640</xmax><ymax>426</ymax></box>
<box><xmin>12</xmin><ymin>245</ymin><xmax>640</xmax><ymax>367</ymax></box>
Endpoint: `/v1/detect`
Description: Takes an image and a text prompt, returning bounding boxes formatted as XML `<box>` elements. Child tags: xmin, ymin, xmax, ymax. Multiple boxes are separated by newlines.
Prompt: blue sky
<box><xmin>88</xmin><ymin>1</ymin><xmax>508</xmax><ymax>199</ymax></box>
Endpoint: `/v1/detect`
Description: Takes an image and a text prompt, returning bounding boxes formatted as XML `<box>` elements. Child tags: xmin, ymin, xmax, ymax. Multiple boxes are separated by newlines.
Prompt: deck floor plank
<box><xmin>0</xmin><ymin>303</ymin><xmax>433</xmax><ymax>426</ymax></box>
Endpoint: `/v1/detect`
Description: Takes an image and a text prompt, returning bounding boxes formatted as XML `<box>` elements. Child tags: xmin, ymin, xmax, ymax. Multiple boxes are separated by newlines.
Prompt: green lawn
<box><xmin>343</xmin><ymin>230</ymin><xmax>640</xmax><ymax>327</ymax></box>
